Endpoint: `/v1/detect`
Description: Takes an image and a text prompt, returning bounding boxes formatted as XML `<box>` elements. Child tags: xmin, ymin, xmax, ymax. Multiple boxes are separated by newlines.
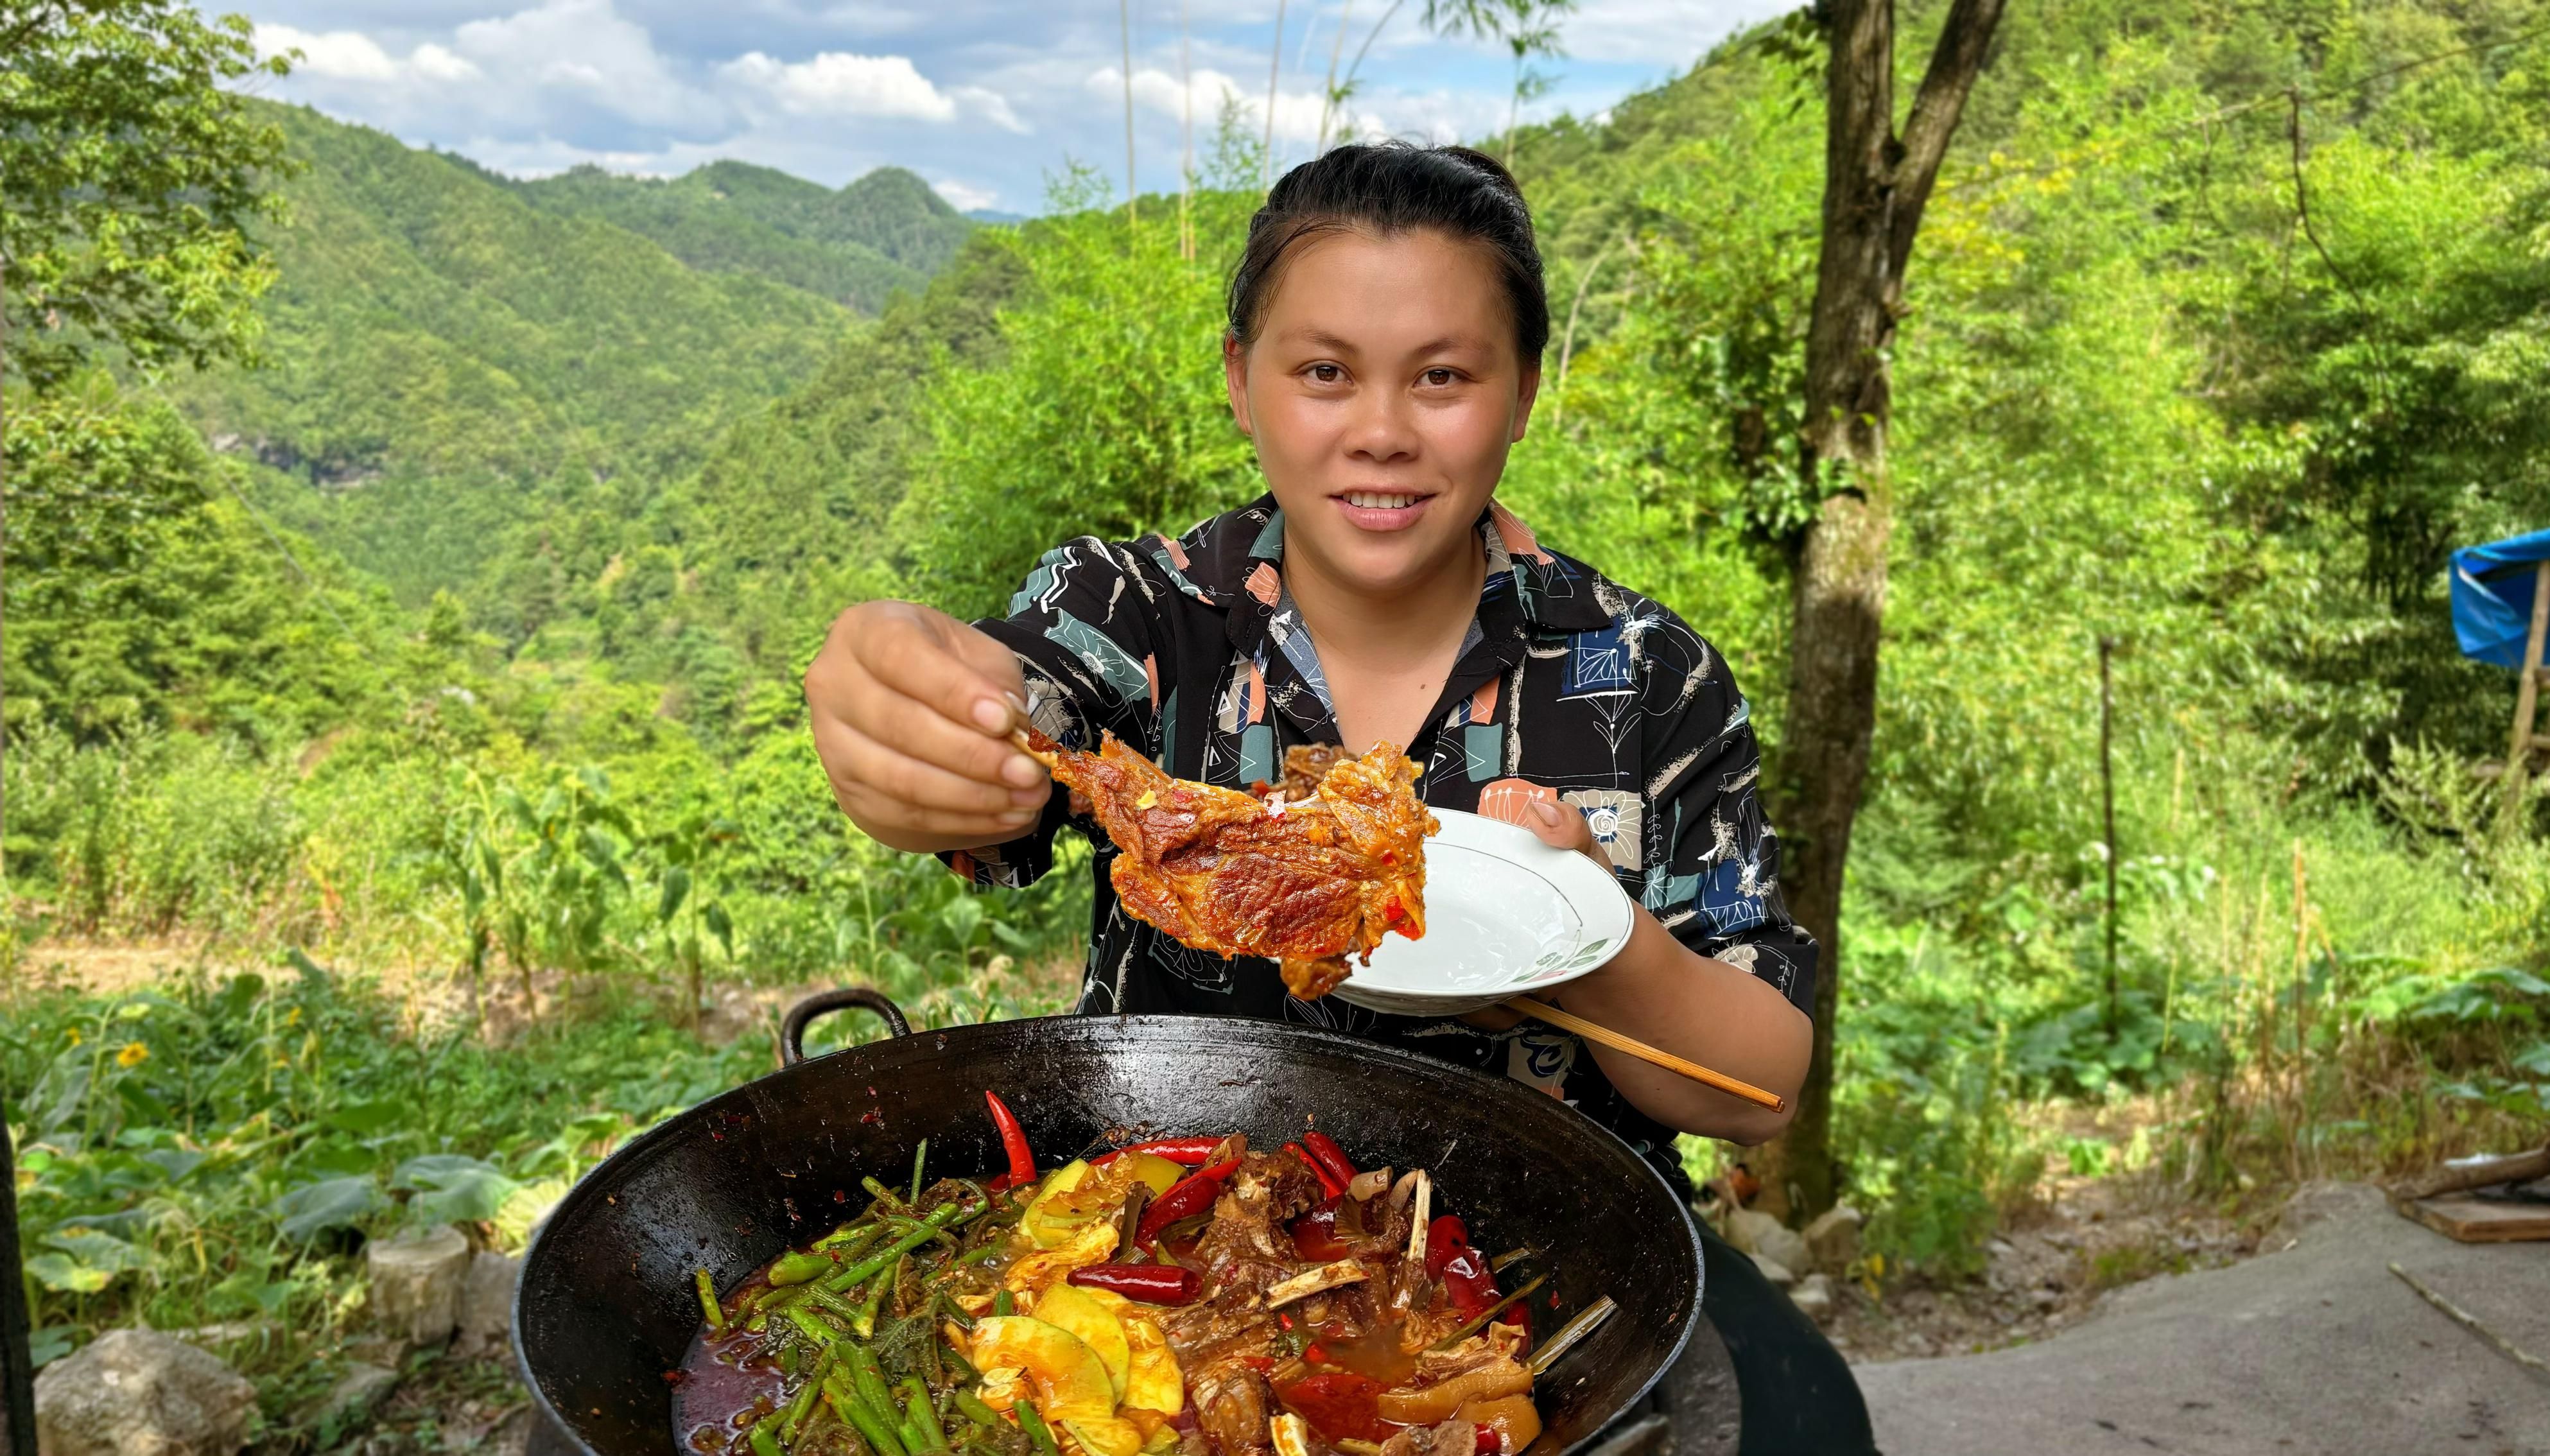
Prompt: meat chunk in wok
<box><xmin>1019</xmin><ymin>729</ymin><xmax>1437</xmax><ymax>999</ymax></box>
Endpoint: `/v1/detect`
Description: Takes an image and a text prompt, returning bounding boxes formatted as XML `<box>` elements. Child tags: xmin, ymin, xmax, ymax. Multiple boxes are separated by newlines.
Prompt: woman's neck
<box><xmin>1283</xmin><ymin>521</ymin><xmax>1488</xmax><ymax>677</ymax></box>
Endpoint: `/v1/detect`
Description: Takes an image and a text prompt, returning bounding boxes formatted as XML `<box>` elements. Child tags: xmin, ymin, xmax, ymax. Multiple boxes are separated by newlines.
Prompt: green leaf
<box><xmin>29</xmin><ymin>1327</ymin><xmax>76</xmax><ymax>1369</ymax></box>
<box><xmin>327</xmin><ymin>1098</ymin><xmax>408</xmax><ymax>1136</ymax></box>
<box><xmin>31</xmin><ymin>1047</ymin><xmax>91</xmax><ymax>1140</ymax></box>
<box><xmin>395</xmin><ymin>1154</ymin><xmax>519</xmax><ymax>1224</ymax></box>
<box><xmin>939</xmin><ymin>895</ymin><xmax>984</xmax><ymax>946</ymax></box>
<box><xmin>24</xmin><ymin>1254</ymin><xmax>111</xmax><ymax>1294</ymax></box>
<box><xmin>45</xmin><ymin>1227</ymin><xmax>152</xmax><ymax>1274</ymax></box>
<box><xmin>213</xmin><ymin>972</ymin><xmax>265</xmax><ymax>1021</ymax></box>
<box><xmin>274</xmin><ymin>1174</ymin><xmax>386</xmax><ymax>1240</ymax></box>
<box><xmin>657</xmin><ymin>864</ymin><xmax>691</xmax><ymax>923</ymax></box>
<box><xmin>704</xmin><ymin>901</ymin><xmax>734</xmax><ymax>960</ymax></box>
<box><xmin>116</xmin><ymin>1079</ymin><xmax>173</xmax><ymax>1125</ymax></box>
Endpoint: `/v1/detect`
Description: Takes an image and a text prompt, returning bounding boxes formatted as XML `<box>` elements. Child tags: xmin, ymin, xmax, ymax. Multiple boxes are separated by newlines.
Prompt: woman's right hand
<box><xmin>804</xmin><ymin>600</ymin><xmax>1053</xmax><ymax>854</ymax></box>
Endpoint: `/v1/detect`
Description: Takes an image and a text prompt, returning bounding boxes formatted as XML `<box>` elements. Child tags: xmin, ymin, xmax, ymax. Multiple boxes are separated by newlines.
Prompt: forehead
<box><xmin>1259</xmin><ymin>227</ymin><xmax>1514</xmax><ymax>354</ymax></box>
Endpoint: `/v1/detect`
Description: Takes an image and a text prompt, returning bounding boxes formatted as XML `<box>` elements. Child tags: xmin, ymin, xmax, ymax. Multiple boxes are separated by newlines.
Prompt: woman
<box><xmin>804</xmin><ymin>143</ymin><xmax>1873</xmax><ymax>1454</ymax></box>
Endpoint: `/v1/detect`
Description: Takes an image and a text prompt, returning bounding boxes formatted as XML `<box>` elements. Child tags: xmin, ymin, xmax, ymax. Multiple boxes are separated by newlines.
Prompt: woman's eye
<box><xmin>1421</xmin><ymin>368</ymin><xmax>1457</xmax><ymax>386</ymax></box>
<box><xmin>1309</xmin><ymin>363</ymin><xmax>1344</xmax><ymax>383</ymax></box>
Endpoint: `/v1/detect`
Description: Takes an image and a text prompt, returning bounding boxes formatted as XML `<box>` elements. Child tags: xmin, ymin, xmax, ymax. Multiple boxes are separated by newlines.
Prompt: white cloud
<box><xmin>720</xmin><ymin>51</ymin><xmax>1025</xmax><ymax>132</ymax></box>
<box><xmin>722</xmin><ymin>51</ymin><xmax>953</xmax><ymax>121</ymax></box>
<box><xmin>951</xmin><ymin>85</ymin><xmax>1028</xmax><ymax>135</ymax></box>
<box><xmin>1560</xmin><ymin>0</ymin><xmax>1801</xmax><ymax>65</ymax></box>
<box><xmin>1098</xmin><ymin>64</ymin><xmax>1363</xmax><ymax>146</ymax></box>
<box><xmin>933</xmin><ymin>178</ymin><xmax>998</xmax><ymax>212</ymax></box>
<box><xmin>256</xmin><ymin>23</ymin><xmax>483</xmax><ymax>85</ymax></box>
<box><xmin>451</xmin><ymin>0</ymin><xmax>715</xmax><ymax>131</ymax></box>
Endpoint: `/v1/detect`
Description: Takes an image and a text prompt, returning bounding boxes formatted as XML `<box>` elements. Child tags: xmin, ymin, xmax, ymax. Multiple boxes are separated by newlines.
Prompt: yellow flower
<box><xmin>285</xmin><ymin>1006</ymin><xmax>302</xmax><ymax>1027</ymax></box>
<box><xmin>117</xmin><ymin>1042</ymin><xmax>151</xmax><ymax>1068</ymax></box>
<box><xmin>66</xmin><ymin>1028</ymin><xmax>83</xmax><ymax>1047</ymax></box>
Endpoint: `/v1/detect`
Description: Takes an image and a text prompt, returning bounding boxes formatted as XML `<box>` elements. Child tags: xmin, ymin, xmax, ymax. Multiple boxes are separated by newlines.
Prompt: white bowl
<box><xmin>1332</xmin><ymin>809</ymin><xmax>1636</xmax><ymax>1018</ymax></box>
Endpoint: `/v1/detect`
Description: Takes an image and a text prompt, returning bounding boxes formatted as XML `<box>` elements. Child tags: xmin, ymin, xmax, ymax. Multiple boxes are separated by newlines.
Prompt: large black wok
<box><xmin>516</xmin><ymin>990</ymin><xmax>1703</xmax><ymax>1456</ymax></box>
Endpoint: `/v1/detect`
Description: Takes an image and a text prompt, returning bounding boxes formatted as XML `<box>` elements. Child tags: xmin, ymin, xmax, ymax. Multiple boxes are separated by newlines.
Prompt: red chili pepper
<box><xmin>983</xmin><ymin>1090</ymin><xmax>1034</xmax><ymax>1192</ymax></box>
<box><xmin>1136</xmin><ymin>1156</ymin><xmax>1240</xmax><ymax>1243</ymax></box>
<box><xmin>1300</xmin><ymin>1132</ymin><xmax>1358</xmax><ymax>1192</ymax></box>
<box><xmin>1238</xmin><ymin>1355</ymin><xmax>1276</xmax><ymax>1373</ymax></box>
<box><xmin>1290</xmin><ymin>1197</ymin><xmax>1352</xmax><ymax>1261</ymax></box>
<box><xmin>1284</xmin><ymin>1142</ymin><xmax>1344</xmax><ymax>1200</ymax></box>
<box><xmin>1383</xmin><ymin>897</ymin><xmax>1406</xmax><ymax>924</ymax></box>
<box><xmin>1303</xmin><ymin>1344</ymin><xmax>1330</xmax><ymax>1365</ymax></box>
<box><xmin>1091</xmin><ymin>1137</ymin><xmax>1226</xmax><ymax>1168</ymax></box>
<box><xmin>1273</xmin><ymin>1373</ymin><xmax>1390</xmax><ymax>1443</ymax></box>
<box><xmin>1473</xmin><ymin>1426</ymin><xmax>1502</xmax><ymax>1455</ymax></box>
<box><xmin>1066</xmin><ymin>1263</ymin><xmax>1202</xmax><ymax>1306</ymax></box>
<box><xmin>1427</xmin><ymin>1216</ymin><xmax>1500</xmax><ymax>1318</ymax></box>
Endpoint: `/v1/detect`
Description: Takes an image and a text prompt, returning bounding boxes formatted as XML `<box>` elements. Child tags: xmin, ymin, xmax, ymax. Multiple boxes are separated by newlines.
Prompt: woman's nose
<box><xmin>1344</xmin><ymin>390</ymin><xmax>1419</xmax><ymax>464</ymax></box>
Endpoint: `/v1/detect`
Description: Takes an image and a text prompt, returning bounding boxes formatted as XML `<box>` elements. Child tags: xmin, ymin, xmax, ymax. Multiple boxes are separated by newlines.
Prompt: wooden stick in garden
<box><xmin>2099</xmin><ymin>635</ymin><xmax>2119</xmax><ymax>1043</ymax></box>
<box><xmin>1179</xmin><ymin>0</ymin><xmax>1194</xmax><ymax>259</ymax></box>
<box><xmin>2503</xmin><ymin>559</ymin><xmax>2550</xmax><ymax>830</ymax></box>
<box><xmin>1265</xmin><ymin>0</ymin><xmax>1288</xmax><ymax>184</ymax></box>
<box><xmin>1121</xmin><ymin>0</ymin><xmax>1138</xmax><ymax>225</ymax></box>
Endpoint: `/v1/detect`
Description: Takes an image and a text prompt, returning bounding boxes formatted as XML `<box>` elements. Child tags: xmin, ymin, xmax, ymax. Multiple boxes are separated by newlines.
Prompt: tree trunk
<box><xmin>1757</xmin><ymin>0</ymin><xmax>2007</xmax><ymax>1223</ymax></box>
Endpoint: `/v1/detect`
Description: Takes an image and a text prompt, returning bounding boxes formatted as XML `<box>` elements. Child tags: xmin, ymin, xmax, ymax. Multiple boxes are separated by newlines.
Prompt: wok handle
<box><xmin>781</xmin><ymin>986</ymin><xmax>912</xmax><ymax>1065</ymax></box>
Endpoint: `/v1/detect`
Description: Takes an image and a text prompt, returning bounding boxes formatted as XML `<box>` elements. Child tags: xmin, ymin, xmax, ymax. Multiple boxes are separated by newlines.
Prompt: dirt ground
<box><xmin>1818</xmin><ymin>1163</ymin><xmax>2263</xmax><ymax>1364</ymax></box>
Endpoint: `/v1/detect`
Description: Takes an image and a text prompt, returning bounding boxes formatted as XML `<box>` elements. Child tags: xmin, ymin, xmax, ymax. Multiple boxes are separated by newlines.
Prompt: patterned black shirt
<box><xmin>946</xmin><ymin>494</ymin><xmax>1816</xmax><ymax>1169</ymax></box>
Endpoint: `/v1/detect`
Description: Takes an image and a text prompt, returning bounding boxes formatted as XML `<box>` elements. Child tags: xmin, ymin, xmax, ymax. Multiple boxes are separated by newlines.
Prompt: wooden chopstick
<box><xmin>1505</xmin><ymin>995</ymin><xmax>1788</xmax><ymax>1112</ymax></box>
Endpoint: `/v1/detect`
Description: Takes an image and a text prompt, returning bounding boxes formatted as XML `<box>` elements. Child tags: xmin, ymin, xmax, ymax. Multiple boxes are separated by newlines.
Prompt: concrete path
<box><xmin>1856</xmin><ymin>1183</ymin><xmax>2550</xmax><ymax>1456</ymax></box>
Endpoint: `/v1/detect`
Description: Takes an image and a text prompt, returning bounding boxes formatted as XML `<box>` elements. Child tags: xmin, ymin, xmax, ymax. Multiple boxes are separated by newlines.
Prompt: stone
<box><xmin>1803</xmin><ymin>1204</ymin><xmax>1864</xmax><ymax>1274</ymax></box>
<box><xmin>296</xmin><ymin>1364</ymin><xmax>397</xmax><ymax>1437</ymax></box>
<box><xmin>1790</xmin><ymin>1272</ymin><xmax>1835</xmax><ymax>1324</ymax></box>
<box><xmin>1749</xmin><ymin>1252</ymin><xmax>1796</xmax><ymax>1287</ymax></box>
<box><xmin>1727</xmin><ymin>1208</ymin><xmax>1812</xmax><ymax>1277</ymax></box>
<box><xmin>454</xmin><ymin>1249</ymin><xmax>521</xmax><ymax>1358</ymax></box>
<box><xmin>35</xmin><ymin>1328</ymin><xmax>257</xmax><ymax>1456</ymax></box>
<box><xmin>366</xmin><ymin>1225</ymin><xmax>470</xmax><ymax>1348</ymax></box>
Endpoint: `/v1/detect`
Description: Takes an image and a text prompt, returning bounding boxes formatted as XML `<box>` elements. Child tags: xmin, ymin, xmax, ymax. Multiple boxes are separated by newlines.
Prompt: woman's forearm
<box><xmin>1547</xmin><ymin>905</ymin><xmax>1812</xmax><ymax>1143</ymax></box>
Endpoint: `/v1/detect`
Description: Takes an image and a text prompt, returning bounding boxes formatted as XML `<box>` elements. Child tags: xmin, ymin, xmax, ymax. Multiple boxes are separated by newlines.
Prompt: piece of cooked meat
<box><xmin>1192</xmin><ymin>1360</ymin><xmax>1276</xmax><ymax>1456</ymax></box>
<box><xmin>1262</xmin><ymin>743</ymin><xmax>1342</xmax><ymax>802</ymax></box>
<box><xmin>1019</xmin><ymin>728</ymin><xmax>1437</xmax><ymax>999</ymax></box>
<box><xmin>1376</xmin><ymin>1421</ymin><xmax>1479</xmax><ymax>1456</ymax></box>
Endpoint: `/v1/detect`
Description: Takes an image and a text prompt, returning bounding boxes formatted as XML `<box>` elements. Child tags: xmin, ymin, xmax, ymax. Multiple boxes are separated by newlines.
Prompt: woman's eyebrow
<box><xmin>1284</xmin><ymin>329</ymin><xmax>1489</xmax><ymax>357</ymax></box>
<box><xmin>1284</xmin><ymin>328</ymin><xmax>1365</xmax><ymax>354</ymax></box>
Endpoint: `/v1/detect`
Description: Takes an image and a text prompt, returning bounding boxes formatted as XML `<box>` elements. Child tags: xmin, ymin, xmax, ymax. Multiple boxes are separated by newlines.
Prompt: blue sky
<box><xmin>234</xmin><ymin>0</ymin><xmax>1795</xmax><ymax>214</ymax></box>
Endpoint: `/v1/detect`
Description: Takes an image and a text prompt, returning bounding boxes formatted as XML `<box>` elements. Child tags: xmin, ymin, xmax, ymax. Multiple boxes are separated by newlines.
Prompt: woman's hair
<box><xmin>1226</xmin><ymin>142</ymin><xmax>1550</xmax><ymax>364</ymax></box>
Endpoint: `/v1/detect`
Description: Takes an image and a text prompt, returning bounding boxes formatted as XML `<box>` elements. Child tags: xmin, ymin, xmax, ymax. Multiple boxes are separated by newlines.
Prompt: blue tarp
<box><xmin>2452</xmin><ymin>528</ymin><xmax>2550</xmax><ymax>668</ymax></box>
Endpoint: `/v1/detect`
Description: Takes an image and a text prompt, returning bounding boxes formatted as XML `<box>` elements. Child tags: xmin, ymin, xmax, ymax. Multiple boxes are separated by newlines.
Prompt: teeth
<box><xmin>1344</xmin><ymin>492</ymin><xmax>1421</xmax><ymax>510</ymax></box>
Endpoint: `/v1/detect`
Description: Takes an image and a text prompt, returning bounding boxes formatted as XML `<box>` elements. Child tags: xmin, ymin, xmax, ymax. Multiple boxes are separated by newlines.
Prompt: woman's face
<box><xmin>1225</xmin><ymin>227</ymin><xmax>1539</xmax><ymax>598</ymax></box>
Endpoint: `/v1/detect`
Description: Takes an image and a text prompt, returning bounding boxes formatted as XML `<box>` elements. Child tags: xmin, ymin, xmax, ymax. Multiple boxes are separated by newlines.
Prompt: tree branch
<box><xmin>1887</xmin><ymin>0</ymin><xmax>2008</xmax><ymax>277</ymax></box>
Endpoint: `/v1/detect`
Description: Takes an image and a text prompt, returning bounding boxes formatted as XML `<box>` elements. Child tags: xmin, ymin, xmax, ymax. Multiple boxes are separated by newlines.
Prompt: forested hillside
<box><xmin>8</xmin><ymin>0</ymin><xmax>2550</xmax><ymax>1389</ymax></box>
<box><xmin>508</xmin><ymin>160</ymin><xmax>976</xmax><ymax>313</ymax></box>
<box><xmin>159</xmin><ymin>105</ymin><xmax>987</xmax><ymax>631</ymax></box>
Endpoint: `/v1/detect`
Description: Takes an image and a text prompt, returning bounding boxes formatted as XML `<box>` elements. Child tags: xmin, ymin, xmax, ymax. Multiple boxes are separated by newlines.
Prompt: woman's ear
<box><xmin>1511</xmin><ymin>360</ymin><xmax>1543</xmax><ymax>444</ymax></box>
<box><xmin>1222</xmin><ymin>333</ymin><xmax>1254</xmax><ymax>438</ymax></box>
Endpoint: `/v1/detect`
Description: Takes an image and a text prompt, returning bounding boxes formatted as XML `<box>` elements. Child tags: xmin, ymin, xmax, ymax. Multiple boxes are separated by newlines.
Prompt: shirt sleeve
<box><xmin>1638</xmin><ymin>618</ymin><xmax>1819</xmax><ymax>1019</ymax></box>
<box><xmin>937</xmin><ymin>537</ymin><xmax>1162</xmax><ymax>891</ymax></box>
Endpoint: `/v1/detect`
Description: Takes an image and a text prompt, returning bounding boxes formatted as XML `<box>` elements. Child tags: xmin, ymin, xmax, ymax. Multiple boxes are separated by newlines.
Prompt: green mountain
<box><xmin>508</xmin><ymin>160</ymin><xmax>976</xmax><ymax>313</ymax></box>
<box><xmin>166</xmin><ymin>103</ymin><xmax>864</xmax><ymax>616</ymax></box>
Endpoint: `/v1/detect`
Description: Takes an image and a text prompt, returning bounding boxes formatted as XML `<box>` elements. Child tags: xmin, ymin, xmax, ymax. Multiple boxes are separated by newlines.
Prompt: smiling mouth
<box><xmin>1339</xmin><ymin>490</ymin><xmax>1430</xmax><ymax>509</ymax></box>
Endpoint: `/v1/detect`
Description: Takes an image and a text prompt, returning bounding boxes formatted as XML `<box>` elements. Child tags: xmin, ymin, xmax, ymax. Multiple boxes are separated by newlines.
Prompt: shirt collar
<box><xmin>1152</xmin><ymin>493</ymin><xmax>1613</xmax><ymax>641</ymax></box>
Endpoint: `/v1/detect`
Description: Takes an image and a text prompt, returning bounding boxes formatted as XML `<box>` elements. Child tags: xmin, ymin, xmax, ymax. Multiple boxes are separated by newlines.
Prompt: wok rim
<box><xmin>513</xmin><ymin>1010</ymin><xmax>1704</xmax><ymax>1456</ymax></box>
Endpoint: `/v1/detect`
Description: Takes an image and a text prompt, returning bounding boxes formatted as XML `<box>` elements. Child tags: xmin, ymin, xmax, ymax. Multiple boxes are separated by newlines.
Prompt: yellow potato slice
<box><xmin>1122</xmin><ymin>1317</ymin><xmax>1183</xmax><ymax>1416</ymax></box>
<box><xmin>968</xmin><ymin>1316</ymin><xmax>1116</xmax><ymax>1423</ymax></box>
<box><xmin>1124</xmin><ymin>1153</ymin><xmax>1186</xmax><ymax>1199</ymax></box>
<box><xmin>1023</xmin><ymin>1160</ymin><xmax>1097</xmax><ymax>1248</ymax></box>
<box><xmin>1035</xmin><ymin>1283</ymin><xmax>1132</xmax><ymax>1399</ymax></box>
<box><xmin>1064</xmin><ymin>1418</ymin><xmax>1147</xmax><ymax>1456</ymax></box>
